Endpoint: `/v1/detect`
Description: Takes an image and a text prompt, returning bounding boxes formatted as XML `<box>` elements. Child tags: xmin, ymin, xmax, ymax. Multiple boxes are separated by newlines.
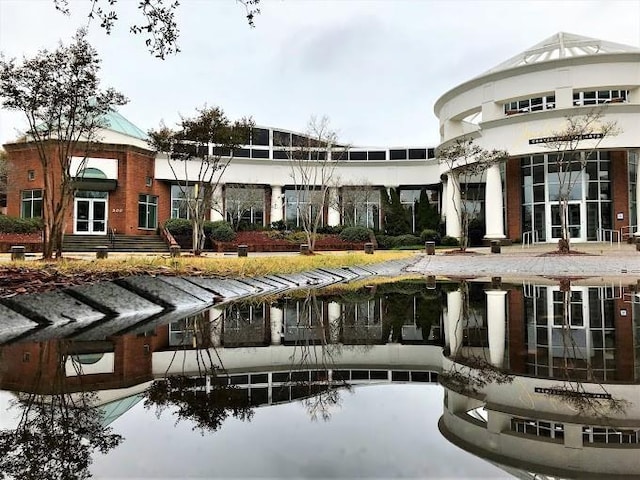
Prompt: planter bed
<box><xmin>213</xmin><ymin>231</ymin><xmax>366</xmax><ymax>253</ymax></box>
<box><xmin>0</xmin><ymin>233</ymin><xmax>42</xmax><ymax>253</ymax></box>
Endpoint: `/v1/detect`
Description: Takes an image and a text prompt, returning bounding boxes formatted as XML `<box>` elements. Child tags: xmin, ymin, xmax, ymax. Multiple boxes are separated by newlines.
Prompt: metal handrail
<box><xmin>620</xmin><ymin>225</ymin><xmax>638</xmax><ymax>241</ymax></box>
<box><xmin>596</xmin><ymin>228</ymin><xmax>620</xmax><ymax>247</ymax></box>
<box><xmin>522</xmin><ymin>230</ymin><xmax>539</xmax><ymax>248</ymax></box>
<box><xmin>107</xmin><ymin>226</ymin><xmax>116</xmax><ymax>248</ymax></box>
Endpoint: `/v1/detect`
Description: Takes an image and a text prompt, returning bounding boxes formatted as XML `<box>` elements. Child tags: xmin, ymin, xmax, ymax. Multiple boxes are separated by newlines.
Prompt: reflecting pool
<box><xmin>0</xmin><ymin>278</ymin><xmax>638</xmax><ymax>478</ymax></box>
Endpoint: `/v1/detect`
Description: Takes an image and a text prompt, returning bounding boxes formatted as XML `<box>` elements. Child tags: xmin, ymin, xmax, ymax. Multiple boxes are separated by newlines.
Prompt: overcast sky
<box><xmin>1</xmin><ymin>0</ymin><xmax>639</xmax><ymax>148</ymax></box>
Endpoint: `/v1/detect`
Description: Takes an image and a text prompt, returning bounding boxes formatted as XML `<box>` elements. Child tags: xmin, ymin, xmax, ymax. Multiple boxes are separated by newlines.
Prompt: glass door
<box><xmin>549</xmin><ymin>202</ymin><xmax>585</xmax><ymax>242</ymax></box>
<box><xmin>74</xmin><ymin>192</ymin><xmax>108</xmax><ymax>234</ymax></box>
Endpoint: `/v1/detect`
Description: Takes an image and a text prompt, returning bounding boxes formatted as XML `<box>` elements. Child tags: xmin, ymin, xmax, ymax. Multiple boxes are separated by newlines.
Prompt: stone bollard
<box><xmin>364</xmin><ymin>242</ymin><xmax>374</xmax><ymax>254</ymax></box>
<box><xmin>170</xmin><ymin>245</ymin><xmax>181</xmax><ymax>258</ymax></box>
<box><xmin>490</xmin><ymin>240</ymin><xmax>501</xmax><ymax>254</ymax></box>
<box><xmin>237</xmin><ymin>245</ymin><xmax>248</xmax><ymax>257</ymax></box>
<box><xmin>95</xmin><ymin>246</ymin><xmax>108</xmax><ymax>259</ymax></box>
<box><xmin>300</xmin><ymin>244</ymin><xmax>310</xmax><ymax>255</ymax></box>
<box><xmin>426</xmin><ymin>275</ymin><xmax>436</xmax><ymax>289</ymax></box>
<box><xmin>425</xmin><ymin>241</ymin><xmax>436</xmax><ymax>255</ymax></box>
<box><xmin>10</xmin><ymin>245</ymin><xmax>25</xmax><ymax>261</ymax></box>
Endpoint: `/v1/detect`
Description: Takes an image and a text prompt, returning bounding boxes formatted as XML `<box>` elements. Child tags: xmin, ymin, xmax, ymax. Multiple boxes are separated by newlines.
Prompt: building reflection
<box><xmin>0</xmin><ymin>278</ymin><xmax>638</xmax><ymax>477</ymax></box>
<box><xmin>440</xmin><ymin>279</ymin><xmax>640</xmax><ymax>478</ymax></box>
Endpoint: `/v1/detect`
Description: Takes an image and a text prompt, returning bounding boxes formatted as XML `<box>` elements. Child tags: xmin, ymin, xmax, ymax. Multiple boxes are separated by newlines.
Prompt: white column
<box><xmin>271</xmin><ymin>185</ymin><xmax>283</xmax><ymax>224</ymax></box>
<box><xmin>328</xmin><ymin>301</ymin><xmax>341</xmax><ymax>343</ymax></box>
<box><xmin>446</xmin><ymin>290</ymin><xmax>463</xmax><ymax>357</ymax></box>
<box><xmin>208</xmin><ymin>306</ymin><xmax>223</xmax><ymax>347</ymax></box>
<box><xmin>270</xmin><ymin>306</ymin><xmax>283</xmax><ymax>345</ymax></box>
<box><xmin>210</xmin><ymin>184</ymin><xmax>224</xmax><ymax>221</ymax></box>
<box><xmin>485</xmin><ymin>290</ymin><xmax>507</xmax><ymax>368</ymax></box>
<box><xmin>445</xmin><ymin>173</ymin><xmax>461</xmax><ymax>240</ymax></box>
<box><xmin>484</xmin><ymin>163</ymin><xmax>506</xmax><ymax>239</ymax></box>
<box><xmin>327</xmin><ymin>187</ymin><xmax>340</xmax><ymax>226</ymax></box>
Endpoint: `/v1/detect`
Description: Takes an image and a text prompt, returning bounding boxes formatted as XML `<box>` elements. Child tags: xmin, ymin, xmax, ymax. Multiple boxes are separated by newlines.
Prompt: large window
<box><xmin>138</xmin><ymin>194</ymin><xmax>158</xmax><ymax>229</ymax></box>
<box><xmin>171</xmin><ymin>184</ymin><xmax>202</xmax><ymax>219</ymax></box>
<box><xmin>21</xmin><ymin>189</ymin><xmax>43</xmax><ymax>218</ymax></box>
<box><xmin>505</xmin><ymin>95</ymin><xmax>555</xmax><ymax>115</ymax></box>
<box><xmin>573</xmin><ymin>89</ymin><xmax>628</xmax><ymax>106</ymax></box>
<box><xmin>284</xmin><ymin>188</ymin><xmax>324</xmax><ymax>228</ymax></box>
<box><xmin>342</xmin><ymin>188</ymin><xmax>380</xmax><ymax>229</ymax></box>
<box><xmin>225</xmin><ymin>185</ymin><xmax>265</xmax><ymax>228</ymax></box>
<box><xmin>583</xmin><ymin>426</ymin><xmax>640</xmax><ymax>445</ymax></box>
<box><xmin>511</xmin><ymin>417</ymin><xmax>564</xmax><ymax>440</ymax></box>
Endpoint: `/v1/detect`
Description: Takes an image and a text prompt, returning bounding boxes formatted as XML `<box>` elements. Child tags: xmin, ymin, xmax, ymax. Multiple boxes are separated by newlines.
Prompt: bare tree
<box><xmin>283</xmin><ymin>116</ymin><xmax>347</xmax><ymax>253</ymax></box>
<box><xmin>437</xmin><ymin>137</ymin><xmax>508</xmax><ymax>251</ymax></box>
<box><xmin>0</xmin><ymin>29</ymin><xmax>127</xmax><ymax>259</ymax></box>
<box><xmin>224</xmin><ymin>184</ymin><xmax>266</xmax><ymax>231</ymax></box>
<box><xmin>538</xmin><ymin>109</ymin><xmax>619</xmax><ymax>253</ymax></box>
<box><xmin>52</xmin><ymin>0</ymin><xmax>261</xmax><ymax>59</ymax></box>
<box><xmin>148</xmin><ymin>106</ymin><xmax>253</xmax><ymax>255</ymax></box>
<box><xmin>340</xmin><ymin>182</ymin><xmax>380</xmax><ymax>229</ymax></box>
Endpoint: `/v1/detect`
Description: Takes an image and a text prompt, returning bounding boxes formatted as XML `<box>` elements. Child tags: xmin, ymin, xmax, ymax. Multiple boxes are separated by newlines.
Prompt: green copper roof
<box><xmin>102</xmin><ymin>110</ymin><xmax>148</xmax><ymax>140</ymax></box>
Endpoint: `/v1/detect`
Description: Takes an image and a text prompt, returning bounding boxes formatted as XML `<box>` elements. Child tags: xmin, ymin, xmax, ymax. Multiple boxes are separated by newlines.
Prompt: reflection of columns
<box><xmin>271</xmin><ymin>185</ymin><xmax>283</xmax><ymax>223</ymax></box>
<box><xmin>327</xmin><ymin>187</ymin><xmax>340</xmax><ymax>226</ymax></box>
<box><xmin>211</xmin><ymin>184</ymin><xmax>224</xmax><ymax>221</ymax></box>
<box><xmin>270</xmin><ymin>306</ymin><xmax>283</xmax><ymax>345</ymax></box>
<box><xmin>446</xmin><ymin>290</ymin><xmax>463</xmax><ymax>357</ymax></box>
<box><xmin>328</xmin><ymin>301</ymin><xmax>341</xmax><ymax>343</ymax></box>
<box><xmin>441</xmin><ymin>180</ymin><xmax>448</xmax><ymax>217</ymax></box>
<box><xmin>486</xmin><ymin>290</ymin><xmax>507</xmax><ymax>368</ymax></box>
<box><xmin>209</xmin><ymin>306</ymin><xmax>223</xmax><ymax>347</ymax></box>
<box><xmin>445</xmin><ymin>173</ymin><xmax>461</xmax><ymax>239</ymax></box>
<box><xmin>484</xmin><ymin>163</ymin><xmax>506</xmax><ymax>239</ymax></box>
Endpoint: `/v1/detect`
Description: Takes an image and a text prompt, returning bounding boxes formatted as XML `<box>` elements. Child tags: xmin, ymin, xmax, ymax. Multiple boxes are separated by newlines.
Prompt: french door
<box><xmin>74</xmin><ymin>192</ymin><xmax>108</xmax><ymax>234</ymax></box>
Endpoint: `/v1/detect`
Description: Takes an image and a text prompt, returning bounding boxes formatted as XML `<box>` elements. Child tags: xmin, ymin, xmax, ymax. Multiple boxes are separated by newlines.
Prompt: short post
<box><xmin>426</xmin><ymin>275</ymin><xmax>436</xmax><ymax>289</ymax></box>
<box><xmin>95</xmin><ymin>246</ymin><xmax>108</xmax><ymax>259</ymax></box>
<box><xmin>10</xmin><ymin>245</ymin><xmax>25</xmax><ymax>261</ymax></box>
<box><xmin>636</xmin><ymin>237</ymin><xmax>640</xmax><ymax>252</ymax></box>
<box><xmin>170</xmin><ymin>245</ymin><xmax>181</xmax><ymax>258</ymax></box>
<box><xmin>490</xmin><ymin>240</ymin><xmax>501</xmax><ymax>254</ymax></box>
<box><xmin>425</xmin><ymin>241</ymin><xmax>436</xmax><ymax>255</ymax></box>
<box><xmin>300</xmin><ymin>244</ymin><xmax>310</xmax><ymax>255</ymax></box>
<box><xmin>238</xmin><ymin>245</ymin><xmax>248</xmax><ymax>257</ymax></box>
<box><xmin>364</xmin><ymin>242</ymin><xmax>374</xmax><ymax>254</ymax></box>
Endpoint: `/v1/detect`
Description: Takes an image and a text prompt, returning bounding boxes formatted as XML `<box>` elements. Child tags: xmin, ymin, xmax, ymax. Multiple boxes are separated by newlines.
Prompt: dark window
<box><xmin>197</xmin><ymin>145</ymin><xmax>209</xmax><ymax>157</ymax></box>
<box><xmin>251</xmin><ymin>149</ymin><xmax>269</xmax><ymax>159</ymax></box>
<box><xmin>333</xmin><ymin>150</ymin><xmax>349</xmax><ymax>161</ymax></box>
<box><xmin>310</xmin><ymin>151</ymin><xmax>326</xmax><ymax>161</ymax></box>
<box><xmin>173</xmin><ymin>143</ymin><xmax>197</xmax><ymax>158</ymax></box>
<box><xmin>350</xmin><ymin>151</ymin><xmax>367</xmax><ymax>161</ymax></box>
<box><xmin>273</xmin><ymin>130</ymin><xmax>291</xmax><ymax>147</ymax></box>
<box><xmin>427</xmin><ymin>148</ymin><xmax>435</xmax><ymax>158</ymax></box>
<box><xmin>250</xmin><ymin>373</ymin><xmax>268</xmax><ymax>384</ymax></box>
<box><xmin>291</xmin><ymin>134</ymin><xmax>307</xmax><ymax>147</ymax></box>
<box><xmin>233</xmin><ymin>148</ymin><xmax>250</xmax><ymax>158</ymax></box>
<box><xmin>251</xmin><ymin>128</ymin><xmax>270</xmax><ymax>146</ymax></box>
<box><xmin>390</xmin><ymin>149</ymin><xmax>407</xmax><ymax>160</ymax></box>
<box><xmin>138</xmin><ymin>194</ymin><xmax>158</xmax><ymax>229</ymax></box>
<box><xmin>212</xmin><ymin>146</ymin><xmax>231</xmax><ymax>156</ymax></box>
<box><xmin>273</xmin><ymin>150</ymin><xmax>289</xmax><ymax>160</ymax></box>
<box><xmin>391</xmin><ymin>371</ymin><xmax>410</xmax><ymax>382</ymax></box>
<box><xmin>409</xmin><ymin>149</ymin><xmax>427</xmax><ymax>160</ymax></box>
<box><xmin>368</xmin><ymin>151</ymin><xmax>386</xmax><ymax>161</ymax></box>
<box><xmin>21</xmin><ymin>189</ymin><xmax>43</xmax><ymax>218</ymax></box>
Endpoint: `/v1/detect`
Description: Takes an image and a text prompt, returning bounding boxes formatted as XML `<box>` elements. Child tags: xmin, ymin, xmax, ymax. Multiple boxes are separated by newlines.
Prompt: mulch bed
<box><xmin>213</xmin><ymin>231</ymin><xmax>365</xmax><ymax>252</ymax></box>
<box><xmin>0</xmin><ymin>233</ymin><xmax>42</xmax><ymax>253</ymax></box>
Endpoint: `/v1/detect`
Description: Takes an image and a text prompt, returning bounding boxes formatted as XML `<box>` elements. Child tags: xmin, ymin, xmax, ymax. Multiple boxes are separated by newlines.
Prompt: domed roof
<box><xmin>481</xmin><ymin>32</ymin><xmax>640</xmax><ymax>76</ymax></box>
<box><xmin>102</xmin><ymin>110</ymin><xmax>148</xmax><ymax>140</ymax></box>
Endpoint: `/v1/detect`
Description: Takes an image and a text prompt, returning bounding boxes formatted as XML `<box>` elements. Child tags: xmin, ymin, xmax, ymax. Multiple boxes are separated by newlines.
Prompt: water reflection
<box><xmin>0</xmin><ymin>278</ymin><xmax>638</xmax><ymax>478</ymax></box>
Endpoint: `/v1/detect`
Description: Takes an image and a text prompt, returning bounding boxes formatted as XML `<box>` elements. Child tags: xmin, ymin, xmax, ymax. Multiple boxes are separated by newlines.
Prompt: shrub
<box><xmin>375</xmin><ymin>234</ymin><xmax>395</xmax><ymax>249</ymax></box>
<box><xmin>270</xmin><ymin>220</ymin><xmax>287</xmax><ymax>231</ymax></box>
<box><xmin>393</xmin><ymin>234</ymin><xmax>421</xmax><ymax>247</ymax></box>
<box><xmin>206</xmin><ymin>221</ymin><xmax>235</xmax><ymax>242</ymax></box>
<box><xmin>467</xmin><ymin>218</ymin><xmax>485</xmax><ymax>247</ymax></box>
<box><xmin>420</xmin><ymin>229</ymin><xmax>441</xmax><ymax>245</ymax></box>
<box><xmin>440</xmin><ymin>235</ymin><xmax>460</xmax><ymax>247</ymax></box>
<box><xmin>164</xmin><ymin>218</ymin><xmax>192</xmax><ymax>236</ymax></box>
<box><xmin>339</xmin><ymin>226</ymin><xmax>372</xmax><ymax>243</ymax></box>
<box><xmin>317</xmin><ymin>225</ymin><xmax>343</xmax><ymax>235</ymax></box>
<box><xmin>0</xmin><ymin>215</ymin><xmax>43</xmax><ymax>234</ymax></box>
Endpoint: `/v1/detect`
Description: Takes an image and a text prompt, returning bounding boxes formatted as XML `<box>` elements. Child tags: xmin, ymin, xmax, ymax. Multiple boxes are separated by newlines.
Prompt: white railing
<box><xmin>522</xmin><ymin>230</ymin><xmax>540</xmax><ymax>248</ymax></box>
<box><xmin>596</xmin><ymin>228</ymin><xmax>620</xmax><ymax>247</ymax></box>
<box><xmin>620</xmin><ymin>225</ymin><xmax>638</xmax><ymax>242</ymax></box>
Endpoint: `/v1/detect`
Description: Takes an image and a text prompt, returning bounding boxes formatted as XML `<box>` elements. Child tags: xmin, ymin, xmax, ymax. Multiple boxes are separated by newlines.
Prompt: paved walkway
<box><xmin>407</xmin><ymin>243</ymin><xmax>640</xmax><ymax>280</ymax></box>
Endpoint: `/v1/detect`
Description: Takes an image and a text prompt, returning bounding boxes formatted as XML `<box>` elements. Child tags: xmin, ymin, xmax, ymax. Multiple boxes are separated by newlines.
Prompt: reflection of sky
<box><xmin>91</xmin><ymin>384</ymin><xmax>511</xmax><ymax>479</ymax></box>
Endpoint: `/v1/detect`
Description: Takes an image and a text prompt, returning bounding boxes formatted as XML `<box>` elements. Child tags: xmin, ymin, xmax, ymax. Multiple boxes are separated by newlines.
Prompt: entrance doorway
<box><xmin>74</xmin><ymin>191</ymin><xmax>108</xmax><ymax>234</ymax></box>
<box><xmin>549</xmin><ymin>202</ymin><xmax>585</xmax><ymax>242</ymax></box>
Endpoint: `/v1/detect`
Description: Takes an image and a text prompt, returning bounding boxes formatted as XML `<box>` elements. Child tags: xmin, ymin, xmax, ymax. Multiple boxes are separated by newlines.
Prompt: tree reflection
<box><xmin>0</xmin><ymin>340</ymin><xmax>122</xmax><ymax>480</ymax></box>
<box><xmin>143</xmin><ymin>311</ymin><xmax>254</xmax><ymax>434</ymax></box>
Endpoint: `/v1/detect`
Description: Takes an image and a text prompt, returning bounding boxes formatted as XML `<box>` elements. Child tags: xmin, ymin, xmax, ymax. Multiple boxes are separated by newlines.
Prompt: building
<box><xmin>3</xmin><ymin>32</ymin><xmax>639</xmax><ymax>245</ymax></box>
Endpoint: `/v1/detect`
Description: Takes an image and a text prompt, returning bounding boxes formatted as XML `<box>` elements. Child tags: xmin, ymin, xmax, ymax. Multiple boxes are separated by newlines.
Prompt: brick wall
<box><xmin>610</xmin><ymin>150</ymin><xmax>629</xmax><ymax>235</ymax></box>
